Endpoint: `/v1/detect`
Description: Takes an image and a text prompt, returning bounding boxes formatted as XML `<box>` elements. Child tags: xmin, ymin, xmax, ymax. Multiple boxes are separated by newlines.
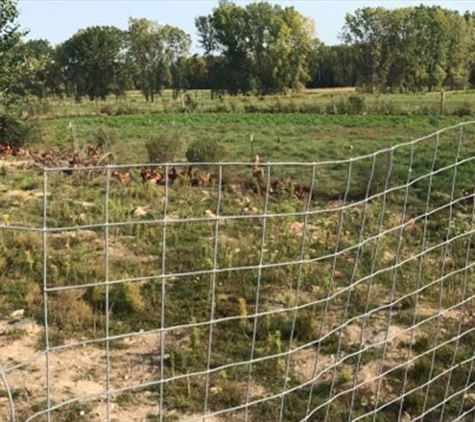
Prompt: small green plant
<box><xmin>238</xmin><ymin>297</ymin><xmax>250</xmax><ymax>331</ymax></box>
<box><xmin>184</xmin><ymin>93</ymin><xmax>199</xmax><ymax>112</ymax></box>
<box><xmin>146</xmin><ymin>133</ymin><xmax>184</xmax><ymax>163</ymax></box>
<box><xmin>115</xmin><ymin>392</ymin><xmax>135</xmax><ymax>407</ymax></box>
<box><xmin>190</xmin><ymin>316</ymin><xmax>201</xmax><ymax>349</ymax></box>
<box><xmin>265</xmin><ymin>330</ymin><xmax>285</xmax><ymax>373</ymax></box>
<box><xmin>111</xmin><ymin>283</ymin><xmax>146</xmax><ymax>314</ymax></box>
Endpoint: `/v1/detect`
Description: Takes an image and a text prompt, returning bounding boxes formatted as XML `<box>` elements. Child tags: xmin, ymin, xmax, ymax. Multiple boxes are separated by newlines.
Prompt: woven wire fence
<box><xmin>2</xmin><ymin>122</ymin><xmax>475</xmax><ymax>421</ymax></box>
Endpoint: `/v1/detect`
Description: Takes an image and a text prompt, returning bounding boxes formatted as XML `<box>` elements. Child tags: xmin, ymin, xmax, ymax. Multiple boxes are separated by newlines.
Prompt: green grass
<box><xmin>36</xmin><ymin>112</ymin><xmax>469</xmax><ymax>164</ymax></box>
<box><xmin>3</xmin><ymin>90</ymin><xmax>475</xmax><ymax>421</ymax></box>
<box><xmin>27</xmin><ymin>88</ymin><xmax>475</xmax><ymax>119</ymax></box>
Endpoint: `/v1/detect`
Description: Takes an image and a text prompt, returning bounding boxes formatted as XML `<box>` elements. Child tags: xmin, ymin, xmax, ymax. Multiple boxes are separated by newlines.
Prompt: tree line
<box><xmin>335</xmin><ymin>6</ymin><xmax>475</xmax><ymax>92</ymax></box>
<box><xmin>2</xmin><ymin>0</ymin><xmax>475</xmax><ymax>105</ymax></box>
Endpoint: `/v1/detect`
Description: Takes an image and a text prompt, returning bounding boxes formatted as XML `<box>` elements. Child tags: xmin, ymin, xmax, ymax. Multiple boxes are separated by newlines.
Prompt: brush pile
<box><xmin>33</xmin><ymin>144</ymin><xmax>113</xmax><ymax>171</ymax></box>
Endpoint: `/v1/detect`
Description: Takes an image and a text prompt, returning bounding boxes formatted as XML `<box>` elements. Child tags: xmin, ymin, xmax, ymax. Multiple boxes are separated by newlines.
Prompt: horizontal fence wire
<box><xmin>1</xmin><ymin>122</ymin><xmax>475</xmax><ymax>421</ymax></box>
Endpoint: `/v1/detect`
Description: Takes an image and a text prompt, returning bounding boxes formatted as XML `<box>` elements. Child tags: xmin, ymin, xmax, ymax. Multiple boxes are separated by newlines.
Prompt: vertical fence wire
<box><xmin>42</xmin><ymin>168</ymin><xmax>51</xmax><ymax>422</ymax></box>
<box><xmin>0</xmin><ymin>362</ymin><xmax>14</xmax><ymax>422</ymax></box>
<box><xmin>322</xmin><ymin>160</ymin><xmax>356</xmax><ymax>422</ymax></box>
<box><xmin>346</xmin><ymin>154</ymin><xmax>378</xmax><ymax>422</ymax></box>
<box><xmin>104</xmin><ymin>167</ymin><xmax>111</xmax><ymax>421</ymax></box>
<box><xmin>159</xmin><ymin>165</ymin><xmax>169</xmax><ymax>422</ymax></box>
<box><xmin>438</xmin><ymin>155</ymin><xmax>475</xmax><ymax>421</ymax></box>
<box><xmin>244</xmin><ymin>164</ymin><xmax>272</xmax><ymax>422</ymax></box>
<box><xmin>203</xmin><ymin>164</ymin><xmax>223</xmax><ymax>420</ymax></box>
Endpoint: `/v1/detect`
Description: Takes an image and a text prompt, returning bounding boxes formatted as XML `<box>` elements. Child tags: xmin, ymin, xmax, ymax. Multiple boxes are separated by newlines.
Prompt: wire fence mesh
<box><xmin>1</xmin><ymin>122</ymin><xmax>475</xmax><ymax>421</ymax></box>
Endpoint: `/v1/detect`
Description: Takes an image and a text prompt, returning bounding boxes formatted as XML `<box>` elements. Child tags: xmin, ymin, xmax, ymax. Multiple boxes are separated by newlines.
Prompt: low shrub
<box><xmin>146</xmin><ymin>132</ymin><xmax>184</xmax><ymax>163</ymax></box>
<box><xmin>183</xmin><ymin>93</ymin><xmax>199</xmax><ymax>112</ymax></box>
<box><xmin>186</xmin><ymin>138</ymin><xmax>225</xmax><ymax>163</ymax></box>
<box><xmin>347</xmin><ymin>94</ymin><xmax>366</xmax><ymax>114</ymax></box>
<box><xmin>0</xmin><ymin>114</ymin><xmax>39</xmax><ymax>148</ymax></box>
<box><xmin>452</xmin><ymin>102</ymin><xmax>472</xmax><ymax>116</ymax></box>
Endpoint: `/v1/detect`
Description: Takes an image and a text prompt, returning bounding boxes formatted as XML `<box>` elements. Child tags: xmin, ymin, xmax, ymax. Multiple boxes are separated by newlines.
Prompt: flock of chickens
<box><xmin>111</xmin><ymin>166</ymin><xmax>213</xmax><ymax>187</ymax></box>
<box><xmin>0</xmin><ymin>142</ymin><xmax>31</xmax><ymax>157</ymax></box>
<box><xmin>0</xmin><ymin>141</ymin><xmax>312</xmax><ymax>199</ymax></box>
<box><xmin>250</xmin><ymin>154</ymin><xmax>312</xmax><ymax>199</ymax></box>
<box><xmin>110</xmin><ymin>155</ymin><xmax>312</xmax><ymax>199</ymax></box>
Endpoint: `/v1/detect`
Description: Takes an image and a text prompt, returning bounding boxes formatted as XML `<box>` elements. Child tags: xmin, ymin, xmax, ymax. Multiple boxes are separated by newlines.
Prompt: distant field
<box><xmin>26</xmin><ymin>87</ymin><xmax>475</xmax><ymax>120</ymax></box>
<box><xmin>26</xmin><ymin>87</ymin><xmax>475</xmax><ymax>165</ymax></box>
<box><xmin>36</xmin><ymin>112</ymin><xmax>468</xmax><ymax>165</ymax></box>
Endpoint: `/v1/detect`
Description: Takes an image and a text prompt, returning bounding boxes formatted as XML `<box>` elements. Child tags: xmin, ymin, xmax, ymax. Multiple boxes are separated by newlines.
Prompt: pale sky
<box><xmin>18</xmin><ymin>0</ymin><xmax>475</xmax><ymax>51</ymax></box>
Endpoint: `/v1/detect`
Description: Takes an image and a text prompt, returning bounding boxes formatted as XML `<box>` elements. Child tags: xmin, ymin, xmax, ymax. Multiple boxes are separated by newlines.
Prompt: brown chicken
<box><xmin>0</xmin><ymin>143</ymin><xmax>12</xmax><ymax>156</ymax></box>
<box><xmin>182</xmin><ymin>166</ymin><xmax>193</xmax><ymax>179</ymax></box>
<box><xmin>168</xmin><ymin>167</ymin><xmax>179</xmax><ymax>185</ymax></box>
<box><xmin>286</xmin><ymin>178</ymin><xmax>311</xmax><ymax>200</ymax></box>
<box><xmin>190</xmin><ymin>169</ymin><xmax>212</xmax><ymax>187</ymax></box>
<box><xmin>270</xmin><ymin>179</ymin><xmax>285</xmax><ymax>194</ymax></box>
<box><xmin>140</xmin><ymin>167</ymin><xmax>151</xmax><ymax>182</ymax></box>
<box><xmin>294</xmin><ymin>184</ymin><xmax>311</xmax><ymax>199</ymax></box>
<box><xmin>11</xmin><ymin>146</ymin><xmax>30</xmax><ymax>157</ymax></box>
<box><xmin>176</xmin><ymin>166</ymin><xmax>192</xmax><ymax>186</ymax></box>
<box><xmin>251</xmin><ymin>154</ymin><xmax>265</xmax><ymax>180</ymax></box>
<box><xmin>150</xmin><ymin>169</ymin><xmax>165</xmax><ymax>184</ymax></box>
<box><xmin>113</xmin><ymin>170</ymin><xmax>131</xmax><ymax>184</ymax></box>
<box><xmin>86</xmin><ymin>144</ymin><xmax>99</xmax><ymax>162</ymax></box>
<box><xmin>199</xmin><ymin>171</ymin><xmax>212</xmax><ymax>185</ymax></box>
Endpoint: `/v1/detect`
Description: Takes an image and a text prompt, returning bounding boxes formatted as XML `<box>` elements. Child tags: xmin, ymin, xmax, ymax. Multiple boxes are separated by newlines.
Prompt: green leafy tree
<box><xmin>308</xmin><ymin>43</ymin><xmax>358</xmax><ymax>88</ymax></box>
<box><xmin>270</xmin><ymin>5</ymin><xmax>316</xmax><ymax>92</ymax></box>
<box><xmin>0</xmin><ymin>0</ymin><xmax>26</xmax><ymax>105</ymax></box>
<box><xmin>444</xmin><ymin>9</ymin><xmax>473</xmax><ymax>89</ymax></box>
<box><xmin>57</xmin><ymin>26</ymin><xmax>126</xmax><ymax>101</ymax></box>
<box><xmin>128</xmin><ymin>18</ymin><xmax>190</xmax><ymax>102</ymax></box>
<box><xmin>186</xmin><ymin>55</ymin><xmax>210</xmax><ymax>89</ymax></box>
<box><xmin>11</xmin><ymin>39</ymin><xmax>56</xmax><ymax>99</ymax></box>
<box><xmin>196</xmin><ymin>0</ymin><xmax>316</xmax><ymax>95</ymax></box>
<box><xmin>342</xmin><ymin>7</ymin><xmax>392</xmax><ymax>92</ymax></box>
<box><xmin>342</xmin><ymin>5</ymin><xmax>475</xmax><ymax>92</ymax></box>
